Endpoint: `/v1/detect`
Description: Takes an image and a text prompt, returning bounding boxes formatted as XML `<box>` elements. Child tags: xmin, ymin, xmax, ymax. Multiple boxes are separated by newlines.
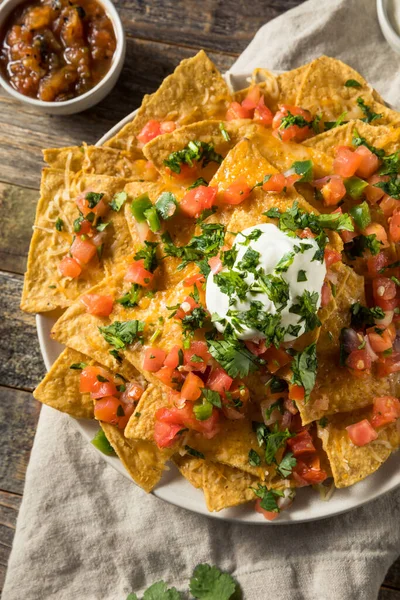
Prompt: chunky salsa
<box><xmin>0</xmin><ymin>0</ymin><xmax>116</xmax><ymax>101</ymax></box>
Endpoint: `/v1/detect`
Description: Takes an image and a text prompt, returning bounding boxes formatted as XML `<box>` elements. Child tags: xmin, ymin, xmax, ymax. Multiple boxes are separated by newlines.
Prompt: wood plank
<box><xmin>117</xmin><ymin>0</ymin><xmax>305</xmax><ymax>55</ymax></box>
<box><xmin>0</xmin><ymin>271</ymin><xmax>46</xmax><ymax>391</ymax></box>
<box><xmin>0</xmin><ymin>183</ymin><xmax>38</xmax><ymax>275</ymax></box>
<box><xmin>385</xmin><ymin>557</ymin><xmax>400</xmax><ymax>590</ymax></box>
<box><xmin>0</xmin><ymin>490</ymin><xmax>22</xmax><ymax>592</ymax></box>
<box><xmin>0</xmin><ymin>386</ymin><xmax>41</xmax><ymax>495</ymax></box>
<box><xmin>0</xmin><ymin>37</ymin><xmax>234</xmax><ymax>189</ymax></box>
<box><xmin>379</xmin><ymin>588</ymin><xmax>400</xmax><ymax>599</ymax></box>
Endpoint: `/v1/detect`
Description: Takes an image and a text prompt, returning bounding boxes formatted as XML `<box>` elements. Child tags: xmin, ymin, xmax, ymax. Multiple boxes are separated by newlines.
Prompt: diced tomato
<box><xmin>58</xmin><ymin>255</ymin><xmax>82</xmax><ymax>278</ymax></box>
<box><xmin>90</xmin><ymin>380</ymin><xmax>118</xmax><ymax>399</ymax></box>
<box><xmin>262</xmin><ymin>173</ymin><xmax>286</xmax><ymax>193</ymax></box>
<box><xmin>255</xmin><ymin>498</ymin><xmax>279</xmax><ymax>521</ymax></box>
<box><xmin>253</xmin><ymin>96</ymin><xmax>273</xmax><ymax>126</ymax></box>
<box><xmin>287</xmin><ymin>430</ymin><xmax>316</xmax><ymax>457</ymax></box>
<box><xmin>180</xmin><ymin>185</ymin><xmax>217</xmax><ymax>218</ymax></box>
<box><xmin>222</xmin><ymin>178</ymin><xmax>252</xmax><ymax>205</ymax></box>
<box><xmin>155</xmin><ymin>366</ymin><xmax>182</xmax><ymax>389</ymax></box>
<box><xmin>208</xmin><ymin>255</ymin><xmax>223</xmax><ymax>274</ymax></box>
<box><xmin>241</xmin><ymin>85</ymin><xmax>261</xmax><ymax>110</ymax></box>
<box><xmin>333</xmin><ymin>146</ymin><xmax>362</xmax><ymax>178</ymax></box>
<box><xmin>376</xmin><ymin>297</ymin><xmax>399</xmax><ymax>311</ymax></box>
<box><xmin>380</xmin><ymin>194</ymin><xmax>400</xmax><ymax>217</ymax></box>
<box><xmin>272</xmin><ymin>105</ymin><xmax>312</xmax><ymax>142</ymax></box>
<box><xmin>324</xmin><ymin>248</ymin><xmax>342</xmax><ymax>267</ymax></box>
<box><xmin>155</xmin><ymin>403</ymin><xmax>219</xmax><ymax>440</ymax></box>
<box><xmin>120</xmin><ymin>381</ymin><xmax>144</xmax><ymax>403</ymax></box>
<box><xmin>94</xmin><ymin>396</ymin><xmax>132</xmax><ymax>429</ymax></box>
<box><xmin>160</xmin><ymin>121</ymin><xmax>176</xmax><ymax>134</ymax></box>
<box><xmin>262</xmin><ymin>346</ymin><xmax>291</xmax><ymax>374</ymax></box>
<box><xmin>226</xmin><ymin>381</ymin><xmax>250</xmax><ymax>405</ymax></box>
<box><xmin>181</xmin><ymin>371</ymin><xmax>204</xmax><ymax>401</ymax></box>
<box><xmin>76</xmin><ymin>191</ymin><xmax>108</xmax><ymax>218</ymax></box>
<box><xmin>288</xmin><ymin>384</ymin><xmax>305</xmax><ymax>402</ymax></box>
<box><xmin>80</xmin><ymin>294</ymin><xmax>114</xmax><ymax>316</ymax></box>
<box><xmin>226</xmin><ymin>101</ymin><xmax>252</xmax><ymax>120</ymax></box>
<box><xmin>164</xmin><ymin>345</ymin><xmax>182</xmax><ymax>369</ymax></box>
<box><xmin>175</xmin><ymin>295</ymin><xmax>199</xmax><ymax>320</ymax></box>
<box><xmin>137</xmin><ymin>120</ymin><xmax>161</xmax><ymax>144</ymax></box>
<box><xmin>184</xmin><ymin>273</ymin><xmax>205</xmax><ymax>288</ymax></box>
<box><xmin>74</xmin><ymin>219</ymin><xmax>92</xmax><ymax>235</ymax></box>
<box><xmin>299</xmin><ymin>227</ymin><xmax>316</xmax><ymax>239</ymax></box>
<box><xmin>70</xmin><ymin>236</ymin><xmax>97</xmax><ymax>265</ymax></box>
<box><xmin>125</xmin><ymin>259</ymin><xmax>154</xmax><ymax>287</ymax></box>
<box><xmin>365</xmin><ymin>175</ymin><xmax>387</xmax><ymax>204</ymax></box>
<box><xmin>373</xmin><ymin>277</ymin><xmax>396</xmax><ymax>302</ymax></box>
<box><xmin>389</xmin><ymin>208</ymin><xmax>400</xmax><ymax>243</ymax></box>
<box><xmin>244</xmin><ymin>339</ymin><xmax>267</xmax><ymax>356</ymax></box>
<box><xmin>346</xmin><ymin>349</ymin><xmax>372</xmax><ymax>373</ymax></box>
<box><xmin>79</xmin><ymin>366</ymin><xmax>113</xmax><ymax>393</ymax></box>
<box><xmin>184</xmin><ymin>341</ymin><xmax>211</xmax><ymax>373</ymax></box>
<box><xmin>153</xmin><ymin>420</ymin><xmax>183</xmax><ymax>448</ymax></box>
<box><xmin>346</xmin><ymin>419</ymin><xmax>378</xmax><ymax>446</ymax></box>
<box><xmin>168</xmin><ymin>163</ymin><xmax>199</xmax><ymax>182</ymax></box>
<box><xmin>368</xmin><ymin>329</ymin><xmax>393</xmax><ymax>353</ymax></box>
<box><xmin>143</xmin><ymin>347</ymin><xmax>167</xmax><ymax>372</ymax></box>
<box><xmin>340</xmin><ymin>228</ymin><xmax>357</xmax><ymax>244</ymax></box>
<box><xmin>206</xmin><ymin>367</ymin><xmax>233</xmax><ymax>394</ymax></box>
<box><xmin>321</xmin><ymin>176</ymin><xmax>346</xmax><ymax>206</ymax></box>
<box><xmin>293</xmin><ymin>459</ymin><xmax>327</xmax><ymax>485</ymax></box>
<box><xmin>354</xmin><ymin>145</ymin><xmax>380</xmax><ymax>179</ymax></box>
<box><xmin>371</xmin><ymin>396</ymin><xmax>400</xmax><ymax>428</ymax></box>
<box><xmin>376</xmin><ymin>355</ymin><xmax>400</xmax><ymax>377</ymax></box>
<box><xmin>321</xmin><ymin>282</ymin><xmax>332</xmax><ymax>307</ymax></box>
<box><xmin>367</xmin><ymin>252</ymin><xmax>388</xmax><ymax>277</ymax></box>
<box><xmin>364</xmin><ymin>223</ymin><xmax>388</xmax><ymax>248</ymax></box>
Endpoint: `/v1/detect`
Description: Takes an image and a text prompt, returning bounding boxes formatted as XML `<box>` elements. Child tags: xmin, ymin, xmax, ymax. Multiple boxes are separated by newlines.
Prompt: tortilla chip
<box><xmin>33</xmin><ymin>348</ymin><xmax>95</xmax><ymax>418</ymax></box>
<box><xmin>143</xmin><ymin>119</ymin><xmax>260</xmax><ymax>179</ymax></box>
<box><xmin>104</xmin><ymin>51</ymin><xmax>232</xmax><ymax>154</ymax></box>
<box><xmin>43</xmin><ymin>145</ymin><xmax>158</xmax><ymax>181</ymax></box>
<box><xmin>20</xmin><ymin>170</ymin><xmax>133</xmax><ymax>313</ymax></box>
<box><xmin>172</xmin><ymin>454</ymin><xmax>204</xmax><ymax>489</ymax></box>
<box><xmin>303</xmin><ymin>120</ymin><xmax>392</xmax><ymax>157</ymax></box>
<box><xmin>317</xmin><ymin>410</ymin><xmax>400</xmax><ymax>488</ymax></box>
<box><xmin>124</xmin><ymin>384</ymin><xmax>169</xmax><ymax>442</ymax></box>
<box><xmin>202</xmin><ymin>462</ymin><xmax>257</xmax><ymax>512</ymax></box>
<box><xmin>100</xmin><ymin>423</ymin><xmax>169</xmax><ymax>493</ymax></box>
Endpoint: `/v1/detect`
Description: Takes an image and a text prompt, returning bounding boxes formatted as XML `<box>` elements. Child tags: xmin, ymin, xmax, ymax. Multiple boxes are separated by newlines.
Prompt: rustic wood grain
<box><xmin>0</xmin><ymin>271</ymin><xmax>46</xmax><ymax>391</ymax></box>
<box><xmin>0</xmin><ymin>38</ymin><xmax>234</xmax><ymax>189</ymax></box>
<box><xmin>379</xmin><ymin>588</ymin><xmax>400</xmax><ymax>600</ymax></box>
<box><xmin>117</xmin><ymin>0</ymin><xmax>305</xmax><ymax>55</ymax></box>
<box><xmin>0</xmin><ymin>183</ymin><xmax>38</xmax><ymax>275</ymax></box>
<box><xmin>0</xmin><ymin>490</ymin><xmax>21</xmax><ymax>592</ymax></box>
<box><xmin>385</xmin><ymin>558</ymin><xmax>400</xmax><ymax>590</ymax></box>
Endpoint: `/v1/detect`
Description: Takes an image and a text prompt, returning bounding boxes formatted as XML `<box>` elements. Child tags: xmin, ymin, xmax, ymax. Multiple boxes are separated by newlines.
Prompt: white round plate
<box><xmin>36</xmin><ymin>71</ymin><xmax>400</xmax><ymax>524</ymax></box>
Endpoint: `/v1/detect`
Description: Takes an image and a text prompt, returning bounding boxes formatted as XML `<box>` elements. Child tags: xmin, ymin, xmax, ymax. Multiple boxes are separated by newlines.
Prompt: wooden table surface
<box><xmin>0</xmin><ymin>0</ymin><xmax>399</xmax><ymax>596</ymax></box>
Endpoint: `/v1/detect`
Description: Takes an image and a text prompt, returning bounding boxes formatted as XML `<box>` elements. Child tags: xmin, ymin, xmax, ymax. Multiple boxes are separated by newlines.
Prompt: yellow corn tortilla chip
<box><xmin>33</xmin><ymin>348</ymin><xmax>95</xmax><ymax>418</ymax></box>
<box><xmin>43</xmin><ymin>145</ymin><xmax>159</xmax><ymax>181</ymax></box>
<box><xmin>105</xmin><ymin>51</ymin><xmax>232</xmax><ymax>154</ymax></box>
<box><xmin>202</xmin><ymin>462</ymin><xmax>257</xmax><ymax>512</ymax></box>
<box><xmin>303</xmin><ymin>120</ymin><xmax>392</xmax><ymax>156</ymax></box>
<box><xmin>20</xmin><ymin>170</ymin><xmax>133</xmax><ymax>313</ymax></box>
<box><xmin>100</xmin><ymin>423</ymin><xmax>169</xmax><ymax>493</ymax></box>
<box><xmin>277</xmin><ymin>65</ymin><xmax>309</xmax><ymax>106</ymax></box>
<box><xmin>172</xmin><ymin>454</ymin><xmax>204</xmax><ymax>489</ymax></box>
<box><xmin>317</xmin><ymin>410</ymin><xmax>400</xmax><ymax>488</ymax></box>
<box><xmin>143</xmin><ymin>119</ymin><xmax>260</xmax><ymax>179</ymax></box>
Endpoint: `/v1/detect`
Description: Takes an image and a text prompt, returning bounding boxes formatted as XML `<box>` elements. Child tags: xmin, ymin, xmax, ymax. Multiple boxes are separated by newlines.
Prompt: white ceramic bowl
<box><xmin>0</xmin><ymin>0</ymin><xmax>126</xmax><ymax>115</ymax></box>
<box><xmin>377</xmin><ymin>0</ymin><xmax>400</xmax><ymax>56</ymax></box>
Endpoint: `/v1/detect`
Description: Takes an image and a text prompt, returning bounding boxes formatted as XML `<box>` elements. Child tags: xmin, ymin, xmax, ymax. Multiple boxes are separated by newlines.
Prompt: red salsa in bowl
<box><xmin>0</xmin><ymin>0</ymin><xmax>117</xmax><ymax>102</ymax></box>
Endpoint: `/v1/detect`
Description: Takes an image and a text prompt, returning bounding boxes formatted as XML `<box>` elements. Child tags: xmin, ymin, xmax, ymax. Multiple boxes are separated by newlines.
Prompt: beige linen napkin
<box><xmin>3</xmin><ymin>1</ymin><xmax>400</xmax><ymax>598</ymax></box>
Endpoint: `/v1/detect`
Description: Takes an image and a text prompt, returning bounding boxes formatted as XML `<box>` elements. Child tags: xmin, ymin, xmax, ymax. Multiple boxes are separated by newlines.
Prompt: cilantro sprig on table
<box><xmin>125</xmin><ymin>563</ymin><xmax>239</xmax><ymax>600</ymax></box>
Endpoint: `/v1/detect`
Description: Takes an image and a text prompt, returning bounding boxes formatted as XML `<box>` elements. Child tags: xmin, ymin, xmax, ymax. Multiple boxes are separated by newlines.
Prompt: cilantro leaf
<box><xmin>142</xmin><ymin>581</ymin><xmax>181</xmax><ymax>600</ymax></box>
<box><xmin>185</xmin><ymin>445</ymin><xmax>205</xmax><ymax>459</ymax></box>
<box><xmin>190</xmin><ymin>564</ymin><xmax>237</xmax><ymax>600</ymax></box>
<box><xmin>202</xmin><ymin>388</ymin><xmax>222</xmax><ymax>408</ymax></box>
<box><xmin>379</xmin><ymin>151</ymin><xmax>400</xmax><ymax>176</ymax></box>
<box><xmin>374</xmin><ymin>175</ymin><xmax>400</xmax><ymax>199</ymax></box>
<box><xmin>277</xmin><ymin>452</ymin><xmax>297</xmax><ymax>477</ymax></box>
<box><xmin>290</xmin><ymin>159</ymin><xmax>313</xmax><ymax>183</ymax></box>
<box><xmin>188</xmin><ymin>177</ymin><xmax>209</xmax><ymax>190</ymax></box>
<box><xmin>344</xmin><ymin>234</ymin><xmax>380</xmax><ymax>260</ymax></box>
<box><xmin>219</xmin><ymin>122</ymin><xmax>231</xmax><ymax>141</ymax></box>
<box><xmin>263</xmin><ymin>425</ymin><xmax>293</xmax><ymax>465</ymax></box>
<box><xmin>215</xmin><ymin>270</ymin><xmax>249</xmax><ymax>301</ymax></box>
<box><xmin>357</xmin><ymin>97</ymin><xmax>382</xmax><ymax>123</ymax></box>
<box><xmin>252</xmin><ymin>483</ymin><xmax>284</xmax><ymax>512</ymax></box>
<box><xmin>248</xmin><ymin>448</ymin><xmax>261</xmax><ymax>467</ymax></box>
<box><xmin>69</xmin><ymin>362</ymin><xmax>87</xmax><ymax>370</ymax></box>
<box><xmin>163</xmin><ymin>141</ymin><xmax>223</xmax><ymax>174</ymax></box>
<box><xmin>55</xmin><ymin>217</ymin><xmax>64</xmax><ymax>231</ymax></box>
<box><xmin>126</xmin><ymin>594</ymin><xmax>138</xmax><ymax>600</ymax></box>
<box><xmin>264</xmin><ymin>399</ymin><xmax>283</xmax><ymax>421</ymax></box>
<box><xmin>109</xmin><ymin>191</ymin><xmax>127</xmax><ymax>212</ymax></box>
<box><xmin>352</xmin><ymin>129</ymin><xmax>385</xmax><ymax>158</ymax></box>
<box><xmin>134</xmin><ymin>241</ymin><xmax>158</xmax><ymax>272</ymax></box>
<box><xmin>350</xmin><ymin>302</ymin><xmax>385</xmax><ymax>328</ymax></box>
<box><xmin>207</xmin><ymin>338</ymin><xmax>260</xmax><ymax>378</ymax></box>
<box><xmin>291</xmin><ymin>343</ymin><xmax>318</xmax><ymax>400</ymax></box>
<box><xmin>116</xmin><ymin>283</ymin><xmax>142</xmax><ymax>308</ymax></box>
<box><xmin>85</xmin><ymin>191</ymin><xmax>104</xmax><ymax>208</ymax></box>
<box><xmin>155</xmin><ymin>192</ymin><xmax>178</xmax><ymax>220</ymax></box>
<box><xmin>279</xmin><ymin>111</ymin><xmax>310</xmax><ymax>131</ymax></box>
<box><xmin>324</xmin><ymin>111</ymin><xmax>348</xmax><ymax>131</ymax></box>
<box><xmin>99</xmin><ymin>320</ymin><xmax>145</xmax><ymax>349</ymax></box>
<box><xmin>345</xmin><ymin>79</ymin><xmax>362</xmax><ymax>88</ymax></box>
<box><xmin>289</xmin><ymin>290</ymin><xmax>321</xmax><ymax>332</ymax></box>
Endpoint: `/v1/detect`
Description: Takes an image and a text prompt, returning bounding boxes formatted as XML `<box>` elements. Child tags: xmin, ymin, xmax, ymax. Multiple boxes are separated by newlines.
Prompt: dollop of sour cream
<box><xmin>206</xmin><ymin>223</ymin><xmax>326</xmax><ymax>342</ymax></box>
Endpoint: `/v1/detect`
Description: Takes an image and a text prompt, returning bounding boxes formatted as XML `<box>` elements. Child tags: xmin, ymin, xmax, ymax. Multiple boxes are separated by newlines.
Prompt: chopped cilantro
<box><xmin>264</xmin><ymin>425</ymin><xmax>293</xmax><ymax>465</ymax></box>
<box><xmin>291</xmin><ymin>343</ymin><xmax>318</xmax><ymax>401</ymax></box>
<box><xmin>109</xmin><ymin>349</ymin><xmax>122</xmax><ymax>363</ymax></box>
<box><xmin>289</xmin><ymin>290</ymin><xmax>321</xmax><ymax>332</ymax></box>
<box><xmin>162</xmin><ymin>223</ymin><xmax>225</xmax><ymax>273</ymax></box>
<box><xmin>275</xmin><ymin>251</ymin><xmax>296</xmax><ymax>273</ymax></box>
<box><xmin>357</xmin><ymin>97</ymin><xmax>382</xmax><ymax>123</ymax></box>
<box><xmin>264</xmin><ymin>399</ymin><xmax>283</xmax><ymax>421</ymax></box>
<box><xmin>109</xmin><ymin>191</ymin><xmax>127</xmax><ymax>212</ymax></box>
<box><xmin>163</xmin><ymin>140</ymin><xmax>223</xmax><ymax>174</ymax></box>
<box><xmin>352</xmin><ymin>129</ymin><xmax>385</xmax><ymax>158</ymax></box>
<box><xmin>188</xmin><ymin>177</ymin><xmax>209</xmax><ymax>190</ymax></box>
<box><xmin>221</xmin><ymin>246</ymin><xmax>238</xmax><ymax>269</ymax></box>
<box><xmin>85</xmin><ymin>191</ymin><xmax>104</xmax><ymax>208</ymax></box>
<box><xmin>350</xmin><ymin>302</ymin><xmax>385</xmax><ymax>329</ymax></box>
<box><xmin>214</xmin><ymin>270</ymin><xmax>249</xmax><ymax>301</ymax></box>
<box><xmin>252</xmin><ymin>483</ymin><xmax>284</xmax><ymax>512</ymax></box>
<box><xmin>184</xmin><ymin>445</ymin><xmax>205</xmax><ymax>459</ymax></box>
<box><xmin>279</xmin><ymin>111</ymin><xmax>310</xmax><ymax>131</ymax></box>
<box><xmin>236</xmin><ymin>247</ymin><xmax>261</xmax><ymax>272</ymax></box>
<box><xmin>69</xmin><ymin>362</ymin><xmax>87</xmax><ymax>370</ymax></box>
<box><xmin>379</xmin><ymin>151</ymin><xmax>400</xmax><ymax>176</ymax></box>
<box><xmin>290</xmin><ymin>159</ymin><xmax>313</xmax><ymax>183</ymax></box>
<box><xmin>345</xmin><ymin>79</ymin><xmax>362</xmax><ymax>88</ymax></box>
<box><xmin>116</xmin><ymin>283</ymin><xmax>142</xmax><ymax>308</ymax></box>
<box><xmin>277</xmin><ymin>451</ymin><xmax>297</xmax><ymax>477</ymax></box>
<box><xmin>349</xmin><ymin>201</ymin><xmax>371</xmax><ymax>230</ymax></box>
<box><xmin>374</xmin><ymin>175</ymin><xmax>400</xmax><ymax>199</ymax></box>
<box><xmin>207</xmin><ymin>337</ymin><xmax>261</xmax><ymax>378</ymax></box>
<box><xmin>155</xmin><ymin>192</ymin><xmax>178</xmax><ymax>220</ymax></box>
<box><xmin>55</xmin><ymin>217</ymin><xmax>64</xmax><ymax>231</ymax></box>
<box><xmin>181</xmin><ymin>306</ymin><xmax>208</xmax><ymax>337</ymax></box>
<box><xmin>248</xmin><ymin>449</ymin><xmax>261</xmax><ymax>467</ymax></box>
<box><xmin>324</xmin><ymin>111</ymin><xmax>348</xmax><ymax>131</ymax></box>
<box><xmin>134</xmin><ymin>241</ymin><xmax>158</xmax><ymax>272</ymax></box>
<box><xmin>344</xmin><ymin>234</ymin><xmax>380</xmax><ymax>260</ymax></box>
<box><xmin>202</xmin><ymin>388</ymin><xmax>222</xmax><ymax>408</ymax></box>
<box><xmin>219</xmin><ymin>122</ymin><xmax>230</xmax><ymax>141</ymax></box>
<box><xmin>319</xmin><ymin>416</ymin><xmax>328</xmax><ymax>427</ymax></box>
<box><xmin>99</xmin><ymin>320</ymin><xmax>145</xmax><ymax>349</ymax></box>
<box><xmin>297</xmin><ymin>269</ymin><xmax>307</xmax><ymax>282</ymax></box>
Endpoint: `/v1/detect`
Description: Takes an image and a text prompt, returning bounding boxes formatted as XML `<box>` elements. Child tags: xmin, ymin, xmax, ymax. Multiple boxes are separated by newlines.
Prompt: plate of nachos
<box><xmin>23</xmin><ymin>52</ymin><xmax>400</xmax><ymax>523</ymax></box>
